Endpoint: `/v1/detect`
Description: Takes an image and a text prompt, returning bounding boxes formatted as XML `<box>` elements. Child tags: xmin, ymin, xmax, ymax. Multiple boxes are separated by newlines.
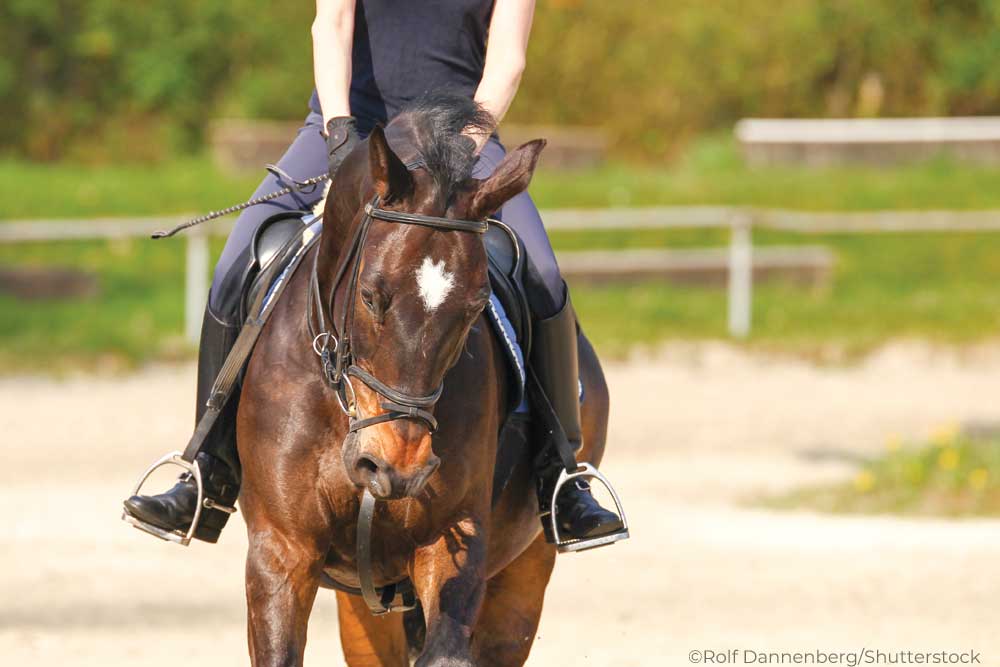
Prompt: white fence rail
<box><xmin>3</xmin><ymin>207</ymin><xmax>1000</xmax><ymax>342</ymax></box>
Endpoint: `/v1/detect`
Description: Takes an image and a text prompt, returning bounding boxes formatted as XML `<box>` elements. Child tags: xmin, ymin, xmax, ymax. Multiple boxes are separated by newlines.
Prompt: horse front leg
<box><xmin>244</xmin><ymin>522</ymin><xmax>327</xmax><ymax>667</ymax></box>
<box><xmin>412</xmin><ymin>516</ymin><xmax>488</xmax><ymax>667</ymax></box>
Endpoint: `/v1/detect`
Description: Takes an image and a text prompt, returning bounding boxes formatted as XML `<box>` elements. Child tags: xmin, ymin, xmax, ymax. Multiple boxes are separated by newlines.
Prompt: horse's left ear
<box><xmin>467</xmin><ymin>139</ymin><xmax>546</xmax><ymax>220</ymax></box>
<box><xmin>369</xmin><ymin>125</ymin><xmax>413</xmax><ymax>200</ymax></box>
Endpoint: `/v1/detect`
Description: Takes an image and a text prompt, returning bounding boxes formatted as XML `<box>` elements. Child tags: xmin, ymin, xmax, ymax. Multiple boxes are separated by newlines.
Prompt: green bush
<box><xmin>0</xmin><ymin>0</ymin><xmax>279</xmax><ymax>159</ymax></box>
<box><xmin>6</xmin><ymin>0</ymin><xmax>1000</xmax><ymax>160</ymax></box>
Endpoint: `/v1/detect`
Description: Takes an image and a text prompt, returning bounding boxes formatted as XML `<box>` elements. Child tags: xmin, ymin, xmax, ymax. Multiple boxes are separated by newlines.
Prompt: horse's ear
<box><xmin>467</xmin><ymin>139</ymin><xmax>546</xmax><ymax>220</ymax></box>
<box><xmin>369</xmin><ymin>125</ymin><xmax>413</xmax><ymax>200</ymax></box>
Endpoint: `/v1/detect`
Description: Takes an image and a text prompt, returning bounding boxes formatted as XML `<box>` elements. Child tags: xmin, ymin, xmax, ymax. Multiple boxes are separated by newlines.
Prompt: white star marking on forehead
<box><xmin>416</xmin><ymin>256</ymin><xmax>455</xmax><ymax>312</ymax></box>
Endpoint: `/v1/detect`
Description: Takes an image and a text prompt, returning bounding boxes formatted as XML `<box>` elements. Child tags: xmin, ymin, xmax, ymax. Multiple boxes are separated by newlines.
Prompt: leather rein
<box><xmin>306</xmin><ymin>193</ymin><xmax>489</xmax><ymax>615</ymax></box>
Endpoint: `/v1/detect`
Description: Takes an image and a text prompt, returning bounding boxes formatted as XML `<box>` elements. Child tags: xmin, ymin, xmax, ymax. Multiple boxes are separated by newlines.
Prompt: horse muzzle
<box><xmin>348</xmin><ymin>450</ymin><xmax>440</xmax><ymax>500</ymax></box>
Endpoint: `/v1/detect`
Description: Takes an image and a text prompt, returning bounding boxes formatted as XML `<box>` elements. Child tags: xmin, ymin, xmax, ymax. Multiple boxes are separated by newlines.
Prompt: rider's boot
<box><xmin>532</xmin><ymin>289</ymin><xmax>624</xmax><ymax>541</ymax></box>
<box><xmin>122</xmin><ymin>307</ymin><xmax>241</xmax><ymax>543</ymax></box>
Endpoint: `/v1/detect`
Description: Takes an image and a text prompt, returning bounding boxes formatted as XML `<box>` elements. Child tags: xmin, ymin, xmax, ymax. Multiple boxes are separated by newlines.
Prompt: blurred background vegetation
<box><xmin>763</xmin><ymin>426</ymin><xmax>1000</xmax><ymax>517</ymax></box>
<box><xmin>3</xmin><ymin>0</ymin><xmax>1000</xmax><ymax>374</ymax></box>
<box><xmin>7</xmin><ymin>0</ymin><xmax>1000</xmax><ymax>161</ymax></box>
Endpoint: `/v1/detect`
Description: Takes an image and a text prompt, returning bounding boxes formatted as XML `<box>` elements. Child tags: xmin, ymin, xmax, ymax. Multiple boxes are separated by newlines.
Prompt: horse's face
<box><xmin>341</xmin><ymin>127</ymin><xmax>545</xmax><ymax>500</ymax></box>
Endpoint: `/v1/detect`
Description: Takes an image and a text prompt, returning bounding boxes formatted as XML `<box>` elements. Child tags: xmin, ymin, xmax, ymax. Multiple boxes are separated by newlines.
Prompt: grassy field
<box><xmin>2</xmin><ymin>138</ymin><xmax>1000</xmax><ymax>372</ymax></box>
<box><xmin>763</xmin><ymin>428</ymin><xmax>1000</xmax><ymax>517</ymax></box>
<box><xmin>6</xmin><ymin>136</ymin><xmax>1000</xmax><ymax>218</ymax></box>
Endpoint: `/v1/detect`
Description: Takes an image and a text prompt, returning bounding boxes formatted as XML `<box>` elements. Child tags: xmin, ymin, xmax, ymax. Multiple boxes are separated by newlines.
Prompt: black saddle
<box><xmin>482</xmin><ymin>220</ymin><xmax>532</xmax><ymax>360</ymax></box>
<box><xmin>242</xmin><ymin>211</ymin><xmax>313</xmax><ymax>321</ymax></box>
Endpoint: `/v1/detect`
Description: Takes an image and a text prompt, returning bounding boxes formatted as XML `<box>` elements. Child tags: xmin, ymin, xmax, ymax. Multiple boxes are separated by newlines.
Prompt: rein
<box><xmin>308</xmin><ymin>193</ymin><xmax>489</xmax><ymax>615</ymax></box>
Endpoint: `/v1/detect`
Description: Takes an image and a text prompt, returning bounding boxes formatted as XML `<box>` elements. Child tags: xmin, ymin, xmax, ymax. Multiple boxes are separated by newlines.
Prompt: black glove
<box><xmin>325</xmin><ymin>116</ymin><xmax>360</xmax><ymax>177</ymax></box>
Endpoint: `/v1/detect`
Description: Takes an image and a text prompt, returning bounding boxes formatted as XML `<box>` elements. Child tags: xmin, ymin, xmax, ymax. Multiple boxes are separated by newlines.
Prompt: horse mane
<box><xmin>390</xmin><ymin>92</ymin><xmax>496</xmax><ymax>193</ymax></box>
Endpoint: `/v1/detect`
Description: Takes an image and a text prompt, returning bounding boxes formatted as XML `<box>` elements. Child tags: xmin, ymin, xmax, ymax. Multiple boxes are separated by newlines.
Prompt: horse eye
<box><xmin>361</xmin><ymin>287</ymin><xmax>377</xmax><ymax>312</ymax></box>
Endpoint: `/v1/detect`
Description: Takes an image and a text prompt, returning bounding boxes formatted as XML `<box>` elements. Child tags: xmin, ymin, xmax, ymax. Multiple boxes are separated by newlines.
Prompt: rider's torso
<box><xmin>310</xmin><ymin>0</ymin><xmax>496</xmax><ymax>134</ymax></box>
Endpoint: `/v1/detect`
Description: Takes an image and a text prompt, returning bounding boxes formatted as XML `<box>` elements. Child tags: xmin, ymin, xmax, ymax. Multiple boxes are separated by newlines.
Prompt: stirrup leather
<box><xmin>545</xmin><ymin>463</ymin><xmax>630</xmax><ymax>553</ymax></box>
<box><xmin>120</xmin><ymin>451</ymin><xmax>235</xmax><ymax>546</ymax></box>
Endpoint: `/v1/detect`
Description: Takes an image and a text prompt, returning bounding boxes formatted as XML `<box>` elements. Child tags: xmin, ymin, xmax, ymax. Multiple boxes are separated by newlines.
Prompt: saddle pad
<box><xmin>485</xmin><ymin>294</ymin><xmax>529</xmax><ymax>413</ymax></box>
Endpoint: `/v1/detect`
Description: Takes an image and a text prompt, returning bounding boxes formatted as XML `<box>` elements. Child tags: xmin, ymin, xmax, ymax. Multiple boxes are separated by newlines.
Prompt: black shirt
<box><xmin>310</xmin><ymin>0</ymin><xmax>495</xmax><ymax>133</ymax></box>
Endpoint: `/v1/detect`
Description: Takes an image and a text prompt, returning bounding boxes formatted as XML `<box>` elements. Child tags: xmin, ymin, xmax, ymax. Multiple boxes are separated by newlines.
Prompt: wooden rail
<box><xmin>4</xmin><ymin>207</ymin><xmax>1000</xmax><ymax>341</ymax></box>
<box><xmin>736</xmin><ymin>117</ymin><xmax>1000</xmax><ymax>166</ymax></box>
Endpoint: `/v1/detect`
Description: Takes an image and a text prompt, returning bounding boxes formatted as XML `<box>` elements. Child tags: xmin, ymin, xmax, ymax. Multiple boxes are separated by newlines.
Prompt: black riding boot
<box><xmin>123</xmin><ymin>307</ymin><xmax>241</xmax><ymax>543</ymax></box>
<box><xmin>532</xmin><ymin>291</ymin><xmax>624</xmax><ymax>541</ymax></box>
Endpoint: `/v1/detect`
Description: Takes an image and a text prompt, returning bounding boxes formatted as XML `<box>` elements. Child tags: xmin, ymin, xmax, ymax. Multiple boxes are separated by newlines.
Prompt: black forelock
<box><xmin>390</xmin><ymin>91</ymin><xmax>495</xmax><ymax>193</ymax></box>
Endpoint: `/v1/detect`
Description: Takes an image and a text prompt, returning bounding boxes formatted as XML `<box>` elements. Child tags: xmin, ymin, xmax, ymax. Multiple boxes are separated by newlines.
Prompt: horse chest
<box><xmin>321</xmin><ymin>493</ymin><xmax>432</xmax><ymax>587</ymax></box>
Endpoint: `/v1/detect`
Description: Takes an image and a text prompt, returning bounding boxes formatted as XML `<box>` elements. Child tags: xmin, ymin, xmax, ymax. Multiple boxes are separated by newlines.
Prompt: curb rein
<box><xmin>307</xmin><ymin>194</ymin><xmax>489</xmax><ymax>614</ymax></box>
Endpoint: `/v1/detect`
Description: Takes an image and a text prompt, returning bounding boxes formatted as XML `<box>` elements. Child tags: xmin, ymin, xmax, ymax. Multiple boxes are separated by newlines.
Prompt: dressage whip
<box><xmin>150</xmin><ymin>165</ymin><xmax>330</xmax><ymax>239</ymax></box>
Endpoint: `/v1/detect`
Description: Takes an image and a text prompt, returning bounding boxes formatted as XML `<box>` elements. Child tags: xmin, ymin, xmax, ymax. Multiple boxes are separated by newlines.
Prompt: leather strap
<box><xmin>364</xmin><ymin>202</ymin><xmax>489</xmax><ymax>233</ymax></box>
<box><xmin>346</xmin><ymin>366</ymin><xmax>443</xmax><ymax>407</ymax></box>
<box><xmin>527</xmin><ymin>368</ymin><xmax>581</xmax><ymax>475</ymax></box>
<box><xmin>356</xmin><ymin>489</ymin><xmax>417</xmax><ymax>614</ymax></box>
<box><xmin>180</xmin><ymin>227</ymin><xmax>321</xmax><ymax>463</ymax></box>
<box><xmin>348</xmin><ymin>401</ymin><xmax>439</xmax><ymax>434</ymax></box>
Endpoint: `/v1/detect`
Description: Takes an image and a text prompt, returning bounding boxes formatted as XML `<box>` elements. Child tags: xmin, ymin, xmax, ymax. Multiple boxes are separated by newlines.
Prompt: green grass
<box><xmin>3</xmin><ymin>137</ymin><xmax>1000</xmax><ymax>372</ymax></box>
<box><xmin>567</xmin><ymin>227</ymin><xmax>1000</xmax><ymax>358</ymax></box>
<box><xmin>763</xmin><ymin>429</ymin><xmax>1000</xmax><ymax>517</ymax></box>
<box><xmin>529</xmin><ymin>135</ymin><xmax>1000</xmax><ymax>211</ymax></box>
<box><xmin>0</xmin><ymin>158</ymin><xmax>260</xmax><ymax>219</ymax></box>
<box><xmin>6</xmin><ymin>135</ymin><xmax>1000</xmax><ymax>217</ymax></box>
<box><xmin>4</xmin><ymin>228</ymin><xmax>998</xmax><ymax>371</ymax></box>
<box><xmin>0</xmin><ymin>237</ymin><xmax>200</xmax><ymax>373</ymax></box>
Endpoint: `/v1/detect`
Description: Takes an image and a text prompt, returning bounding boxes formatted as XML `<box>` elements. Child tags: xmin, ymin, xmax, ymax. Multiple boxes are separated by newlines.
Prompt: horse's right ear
<box><xmin>466</xmin><ymin>139</ymin><xmax>546</xmax><ymax>221</ymax></box>
<box><xmin>368</xmin><ymin>126</ymin><xmax>413</xmax><ymax>201</ymax></box>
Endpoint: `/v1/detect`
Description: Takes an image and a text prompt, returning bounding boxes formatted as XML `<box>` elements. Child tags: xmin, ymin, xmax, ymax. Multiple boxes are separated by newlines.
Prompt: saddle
<box><xmin>243</xmin><ymin>211</ymin><xmax>536</xmax><ymax>500</ymax></box>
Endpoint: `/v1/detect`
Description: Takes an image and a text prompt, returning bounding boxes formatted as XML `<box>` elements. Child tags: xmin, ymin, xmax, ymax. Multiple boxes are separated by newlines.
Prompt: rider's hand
<box><xmin>461</xmin><ymin>128</ymin><xmax>490</xmax><ymax>155</ymax></box>
<box><xmin>324</xmin><ymin>116</ymin><xmax>360</xmax><ymax>177</ymax></box>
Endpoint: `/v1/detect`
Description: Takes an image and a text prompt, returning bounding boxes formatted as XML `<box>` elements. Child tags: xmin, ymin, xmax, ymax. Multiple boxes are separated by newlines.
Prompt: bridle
<box><xmin>307</xmin><ymin>192</ymin><xmax>491</xmax><ymax>615</ymax></box>
<box><xmin>307</xmin><ymin>193</ymin><xmax>489</xmax><ymax>436</ymax></box>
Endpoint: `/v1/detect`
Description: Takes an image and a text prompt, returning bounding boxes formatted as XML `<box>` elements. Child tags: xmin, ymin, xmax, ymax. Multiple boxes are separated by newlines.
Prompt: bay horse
<box><xmin>236</xmin><ymin>98</ymin><xmax>610</xmax><ymax>667</ymax></box>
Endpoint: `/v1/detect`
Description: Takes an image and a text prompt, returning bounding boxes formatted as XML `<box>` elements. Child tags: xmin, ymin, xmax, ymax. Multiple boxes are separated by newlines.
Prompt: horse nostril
<box><xmin>355</xmin><ymin>456</ymin><xmax>380</xmax><ymax>479</ymax></box>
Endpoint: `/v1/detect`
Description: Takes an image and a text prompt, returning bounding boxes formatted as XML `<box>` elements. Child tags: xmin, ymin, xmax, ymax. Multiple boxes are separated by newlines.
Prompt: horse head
<box><xmin>319</xmin><ymin>98</ymin><xmax>545</xmax><ymax>500</ymax></box>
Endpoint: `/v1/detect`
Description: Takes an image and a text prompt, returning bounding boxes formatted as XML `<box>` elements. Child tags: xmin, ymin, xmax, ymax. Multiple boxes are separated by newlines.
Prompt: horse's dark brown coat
<box><xmin>236</xmin><ymin>115</ymin><xmax>610</xmax><ymax>667</ymax></box>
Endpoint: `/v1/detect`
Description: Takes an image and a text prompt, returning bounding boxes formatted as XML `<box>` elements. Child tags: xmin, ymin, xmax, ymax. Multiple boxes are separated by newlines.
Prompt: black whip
<box><xmin>151</xmin><ymin>165</ymin><xmax>330</xmax><ymax>239</ymax></box>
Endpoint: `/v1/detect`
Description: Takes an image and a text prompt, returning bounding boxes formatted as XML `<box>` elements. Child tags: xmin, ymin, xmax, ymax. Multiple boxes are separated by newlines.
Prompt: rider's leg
<box><xmin>473</xmin><ymin>139</ymin><xmax>623</xmax><ymax>540</ymax></box>
<box><xmin>123</xmin><ymin>112</ymin><xmax>329</xmax><ymax>543</ymax></box>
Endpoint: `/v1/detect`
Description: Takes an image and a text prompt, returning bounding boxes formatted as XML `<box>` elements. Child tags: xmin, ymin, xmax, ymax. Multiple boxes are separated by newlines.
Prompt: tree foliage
<box><xmin>5</xmin><ymin>0</ymin><xmax>1000</xmax><ymax>160</ymax></box>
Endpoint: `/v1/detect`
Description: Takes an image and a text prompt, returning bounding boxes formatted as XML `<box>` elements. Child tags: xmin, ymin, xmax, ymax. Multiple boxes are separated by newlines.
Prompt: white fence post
<box><xmin>185</xmin><ymin>228</ymin><xmax>210</xmax><ymax>345</ymax></box>
<box><xmin>728</xmin><ymin>212</ymin><xmax>753</xmax><ymax>338</ymax></box>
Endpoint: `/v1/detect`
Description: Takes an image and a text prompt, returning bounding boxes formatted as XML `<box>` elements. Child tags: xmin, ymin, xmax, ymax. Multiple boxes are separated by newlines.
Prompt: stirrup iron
<box><xmin>547</xmin><ymin>463</ymin><xmax>630</xmax><ymax>553</ymax></box>
<box><xmin>121</xmin><ymin>451</ymin><xmax>223</xmax><ymax>546</ymax></box>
